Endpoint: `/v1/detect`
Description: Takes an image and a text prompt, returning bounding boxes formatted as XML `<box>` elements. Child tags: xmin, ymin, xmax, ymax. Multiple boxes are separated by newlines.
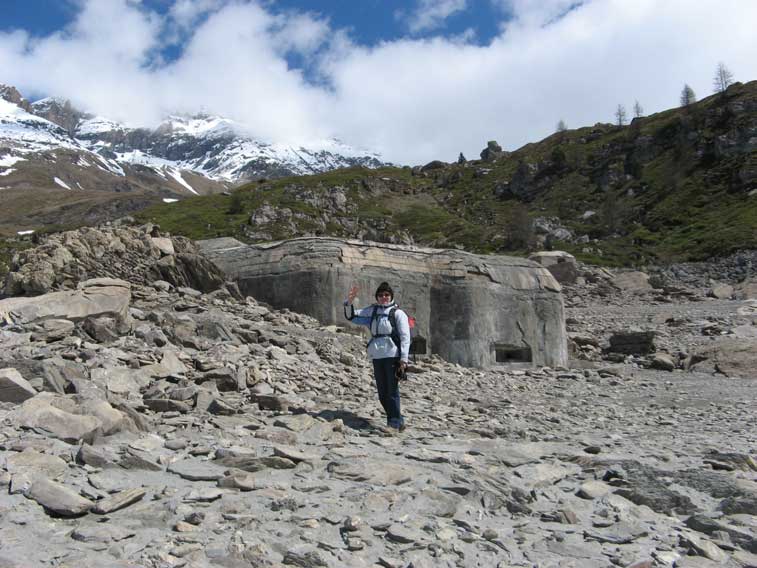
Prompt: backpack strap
<box><xmin>388</xmin><ymin>307</ymin><xmax>401</xmax><ymax>350</ymax></box>
<box><xmin>343</xmin><ymin>304</ymin><xmax>356</xmax><ymax>321</ymax></box>
<box><xmin>366</xmin><ymin>305</ymin><xmax>380</xmax><ymax>348</ymax></box>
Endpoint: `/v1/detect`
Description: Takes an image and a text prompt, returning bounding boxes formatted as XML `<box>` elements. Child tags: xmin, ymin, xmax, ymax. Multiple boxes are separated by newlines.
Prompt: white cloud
<box><xmin>400</xmin><ymin>0</ymin><xmax>468</xmax><ymax>34</ymax></box>
<box><xmin>492</xmin><ymin>0</ymin><xmax>587</xmax><ymax>28</ymax></box>
<box><xmin>1</xmin><ymin>0</ymin><xmax>756</xmax><ymax>165</ymax></box>
<box><xmin>169</xmin><ymin>0</ymin><xmax>225</xmax><ymax>30</ymax></box>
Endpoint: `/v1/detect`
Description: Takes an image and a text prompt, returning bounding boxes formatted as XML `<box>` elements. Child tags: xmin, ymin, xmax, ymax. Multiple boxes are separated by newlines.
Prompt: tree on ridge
<box><xmin>680</xmin><ymin>84</ymin><xmax>696</xmax><ymax>108</ymax></box>
<box><xmin>713</xmin><ymin>62</ymin><xmax>734</xmax><ymax>94</ymax></box>
<box><xmin>615</xmin><ymin>104</ymin><xmax>627</xmax><ymax>126</ymax></box>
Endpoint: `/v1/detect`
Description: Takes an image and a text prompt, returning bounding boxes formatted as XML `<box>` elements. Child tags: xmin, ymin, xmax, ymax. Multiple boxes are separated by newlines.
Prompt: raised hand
<box><xmin>347</xmin><ymin>284</ymin><xmax>359</xmax><ymax>304</ymax></box>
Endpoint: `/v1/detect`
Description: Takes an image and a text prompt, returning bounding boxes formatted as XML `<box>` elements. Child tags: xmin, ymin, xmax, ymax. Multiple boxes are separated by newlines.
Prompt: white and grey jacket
<box><xmin>344</xmin><ymin>301</ymin><xmax>411</xmax><ymax>362</ymax></box>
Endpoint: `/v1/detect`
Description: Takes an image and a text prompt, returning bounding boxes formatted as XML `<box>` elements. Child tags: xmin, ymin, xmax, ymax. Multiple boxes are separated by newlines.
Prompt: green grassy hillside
<box><xmin>136</xmin><ymin>80</ymin><xmax>757</xmax><ymax>266</ymax></box>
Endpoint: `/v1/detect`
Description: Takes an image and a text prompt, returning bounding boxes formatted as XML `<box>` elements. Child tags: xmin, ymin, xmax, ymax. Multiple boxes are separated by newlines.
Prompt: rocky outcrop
<box><xmin>0</xmin><ymin>84</ymin><xmax>32</xmax><ymax>113</ymax></box>
<box><xmin>0</xmin><ymin>278</ymin><xmax>131</xmax><ymax>325</ymax></box>
<box><xmin>3</xmin><ymin>225</ymin><xmax>224</xmax><ymax>296</ymax></box>
<box><xmin>198</xmin><ymin>237</ymin><xmax>568</xmax><ymax>368</ymax></box>
<box><xmin>479</xmin><ymin>140</ymin><xmax>507</xmax><ymax>162</ymax></box>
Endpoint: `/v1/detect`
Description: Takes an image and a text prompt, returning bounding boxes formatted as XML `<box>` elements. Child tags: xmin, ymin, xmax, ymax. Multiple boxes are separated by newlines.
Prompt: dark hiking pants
<box><xmin>372</xmin><ymin>357</ymin><xmax>403</xmax><ymax>428</ymax></box>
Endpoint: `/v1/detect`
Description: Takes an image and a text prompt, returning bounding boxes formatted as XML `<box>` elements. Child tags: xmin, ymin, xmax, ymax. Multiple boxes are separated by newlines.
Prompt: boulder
<box><xmin>708</xmin><ymin>283</ymin><xmax>734</xmax><ymax>299</ymax></box>
<box><xmin>735</xmin><ymin>277</ymin><xmax>757</xmax><ymax>300</ymax></box>
<box><xmin>480</xmin><ymin>140</ymin><xmax>506</xmax><ymax>162</ymax></box>
<box><xmin>26</xmin><ymin>477</ymin><xmax>93</xmax><ymax>516</ymax></box>
<box><xmin>30</xmin><ymin>319</ymin><xmax>75</xmax><ymax>342</ymax></box>
<box><xmin>82</xmin><ymin>315</ymin><xmax>130</xmax><ymax>343</ymax></box>
<box><xmin>689</xmin><ymin>338</ymin><xmax>757</xmax><ymax>378</ymax></box>
<box><xmin>0</xmin><ymin>278</ymin><xmax>131</xmax><ymax>325</ymax></box>
<box><xmin>5</xmin><ymin>449</ymin><xmax>68</xmax><ymax>480</ymax></box>
<box><xmin>0</xmin><ymin>368</ymin><xmax>37</xmax><ymax>403</ymax></box>
<box><xmin>650</xmin><ymin>352</ymin><xmax>676</xmax><ymax>371</ymax></box>
<box><xmin>9</xmin><ymin>392</ymin><xmax>127</xmax><ymax>444</ymax></box>
<box><xmin>150</xmin><ymin>237</ymin><xmax>175</xmax><ymax>256</ymax></box>
<box><xmin>612</xmin><ymin>271</ymin><xmax>653</xmax><ymax>293</ymax></box>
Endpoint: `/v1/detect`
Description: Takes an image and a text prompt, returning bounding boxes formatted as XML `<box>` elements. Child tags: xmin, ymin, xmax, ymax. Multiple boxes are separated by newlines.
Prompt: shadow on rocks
<box><xmin>313</xmin><ymin>408</ymin><xmax>374</xmax><ymax>431</ymax></box>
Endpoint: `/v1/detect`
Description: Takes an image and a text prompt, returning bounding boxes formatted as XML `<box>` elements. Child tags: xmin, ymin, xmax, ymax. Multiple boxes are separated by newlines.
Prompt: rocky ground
<box><xmin>0</xmin><ymin>227</ymin><xmax>755</xmax><ymax>568</ymax></box>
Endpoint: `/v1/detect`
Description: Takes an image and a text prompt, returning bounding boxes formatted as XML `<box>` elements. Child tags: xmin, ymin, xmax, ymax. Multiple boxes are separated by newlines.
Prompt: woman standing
<box><xmin>344</xmin><ymin>282</ymin><xmax>410</xmax><ymax>431</ymax></box>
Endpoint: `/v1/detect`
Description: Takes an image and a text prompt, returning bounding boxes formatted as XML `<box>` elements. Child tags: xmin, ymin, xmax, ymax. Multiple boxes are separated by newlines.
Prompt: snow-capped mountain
<box><xmin>0</xmin><ymin>83</ymin><xmax>386</xmax><ymax>234</ymax></box>
<box><xmin>26</xmin><ymin>92</ymin><xmax>385</xmax><ymax>182</ymax></box>
<box><xmin>0</xmin><ymin>85</ymin><xmax>230</xmax><ymax>234</ymax></box>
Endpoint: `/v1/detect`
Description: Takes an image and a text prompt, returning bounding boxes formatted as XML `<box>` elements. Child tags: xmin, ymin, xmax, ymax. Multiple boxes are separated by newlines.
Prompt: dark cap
<box><xmin>375</xmin><ymin>281</ymin><xmax>394</xmax><ymax>300</ymax></box>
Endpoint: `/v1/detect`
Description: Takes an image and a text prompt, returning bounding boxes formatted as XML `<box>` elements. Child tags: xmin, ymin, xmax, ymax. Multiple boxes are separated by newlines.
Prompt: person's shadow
<box><xmin>313</xmin><ymin>409</ymin><xmax>377</xmax><ymax>432</ymax></box>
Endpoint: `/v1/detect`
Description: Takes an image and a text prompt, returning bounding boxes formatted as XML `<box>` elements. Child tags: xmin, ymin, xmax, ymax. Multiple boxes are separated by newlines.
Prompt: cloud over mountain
<box><xmin>1</xmin><ymin>0</ymin><xmax>756</xmax><ymax>164</ymax></box>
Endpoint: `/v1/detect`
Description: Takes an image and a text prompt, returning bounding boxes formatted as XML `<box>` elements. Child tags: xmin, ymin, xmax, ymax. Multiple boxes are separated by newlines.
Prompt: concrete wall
<box><xmin>198</xmin><ymin>237</ymin><xmax>567</xmax><ymax>368</ymax></box>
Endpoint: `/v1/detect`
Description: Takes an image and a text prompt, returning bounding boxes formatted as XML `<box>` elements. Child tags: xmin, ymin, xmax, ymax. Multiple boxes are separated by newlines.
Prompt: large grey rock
<box><xmin>0</xmin><ymin>278</ymin><xmax>131</xmax><ymax>325</ymax></box>
<box><xmin>198</xmin><ymin>237</ymin><xmax>567</xmax><ymax>368</ymax></box>
<box><xmin>708</xmin><ymin>283</ymin><xmax>734</xmax><ymax>299</ymax></box>
<box><xmin>5</xmin><ymin>449</ymin><xmax>68</xmax><ymax>480</ymax></box>
<box><xmin>689</xmin><ymin>338</ymin><xmax>757</xmax><ymax>378</ymax></box>
<box><xmin>612</xmin><ymin>271</ymin><xmax>653</xmax><ymax>292</ymax></box>
<box><xmin>26</xmin><ymin>477</ymin><xmax>94</xmax><ymax>516</ymax></box>
<box><xmin>0</xmin><ymin>368</ymin><xmax>37</xmax><ymax>403</ymax></box>
<box><xmin>9</xmin><ymin>393</ymin><xmax>126</xmax><ymax>444</ymax></box>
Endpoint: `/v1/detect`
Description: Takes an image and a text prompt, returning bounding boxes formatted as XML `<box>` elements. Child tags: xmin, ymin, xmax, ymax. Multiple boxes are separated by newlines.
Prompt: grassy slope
<box><xmin>137</xmin><ymin>82</ymin><xmax>757</xmax><ymax>266</ymax></box>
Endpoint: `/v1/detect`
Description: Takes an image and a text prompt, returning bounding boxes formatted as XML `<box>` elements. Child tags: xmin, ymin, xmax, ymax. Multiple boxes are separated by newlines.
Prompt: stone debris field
<box><xmin>0</xmin><ymin>225</ymin><xmax>755</xmax><ymax>568</ymax></box>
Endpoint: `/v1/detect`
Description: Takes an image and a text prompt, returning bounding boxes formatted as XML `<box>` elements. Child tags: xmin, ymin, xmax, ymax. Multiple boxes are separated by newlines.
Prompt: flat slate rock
<box><xmin>386</xmin><ymin>524</ymin><xmax>426</xmax><ymax>544</ymax></box>
<box><xmin>167</xmin><ymin>458</ymin><xmax>226</xmax><ymax>481</ymax></box>
<box><xmin>327</xmin><ymin>460</ymin><xmax>416</xmax><ymax>486</ymax></box>
<box><xmin>92</xmin><ymin>488</ymin><xmax>146</xmax><ymax>514</ymax></box>
<box><xmin>5</xmin><ymin>449</ymin><xmax>68</xmax><ymax>480</ymax></box>
<box><xmin>27</xmin><ymin>477</ymin><xmax>94</xmax><ymax>517</ymax></box>
<box><xmin>0</xmin><ymin>368</ymin><xmax>37</xmax><ymax>404</ymax></box>
<box><xmin>71</xmin><ymin>524</ymin><xmax>135</xmax><ymax>543</ymax></box>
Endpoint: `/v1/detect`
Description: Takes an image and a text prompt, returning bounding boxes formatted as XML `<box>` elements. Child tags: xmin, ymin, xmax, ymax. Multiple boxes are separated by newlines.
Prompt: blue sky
<box><xmin>0</xmin><ymin>0</ymin><xmax>505</xmax><ymax>60</ymax></box>
<box><xmin>1</xmin><ymin>0</ymin><xmax>756</xmax><ymax>164</ymax></box>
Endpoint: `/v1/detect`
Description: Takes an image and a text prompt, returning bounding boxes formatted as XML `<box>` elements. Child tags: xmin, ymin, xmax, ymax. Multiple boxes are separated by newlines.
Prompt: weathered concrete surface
<box><xmin>198</xmin><ymin>237</ymin><xmax>567</xmax><ymax>368</ymax></box>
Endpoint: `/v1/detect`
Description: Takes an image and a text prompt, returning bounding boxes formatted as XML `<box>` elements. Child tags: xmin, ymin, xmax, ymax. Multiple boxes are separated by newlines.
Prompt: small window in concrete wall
<box><xmin>493</xmin><ymin>343</ymin><xmax>532</xmax><ymax>363</ymax></box>
<box><xmin>411</xmin><ymin>336</ymin><xmax>427</xmax><ymax>355</ymax></box>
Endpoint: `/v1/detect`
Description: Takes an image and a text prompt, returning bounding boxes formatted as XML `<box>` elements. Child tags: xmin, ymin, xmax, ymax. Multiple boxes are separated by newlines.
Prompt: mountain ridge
<box><xmin>137</xmin><ymin>79</ymin><xmax>757</xmax><ymax>265</ymax></box>
<box><xmin>0</xmin><ymin>83</ymin><xmax>387</xmax><ymax>236</ymax></box>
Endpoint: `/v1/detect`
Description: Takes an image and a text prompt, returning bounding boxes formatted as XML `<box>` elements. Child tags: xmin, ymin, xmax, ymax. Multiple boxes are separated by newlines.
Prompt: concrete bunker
<box><xmin>198</xmin><ymin>237</ymin><xmax>568</xmax><ymax>368</ymax></box>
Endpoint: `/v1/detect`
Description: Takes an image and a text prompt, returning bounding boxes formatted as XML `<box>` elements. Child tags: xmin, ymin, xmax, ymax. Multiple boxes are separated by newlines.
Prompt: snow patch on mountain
<box><xmin>166</xmin><ymin>168</ymin><xmax>197</xmax><ymax>195</ymax></box>
<box><xmin>0</xmin><ymin>155</ymin><xmax>25</xmax><ymax>168</ymax></box>
<box><xmin>76</xmin><ymin>115</ymin><xmax>129</xmax><ymax>136</ymax></box>
<box><xmin>0</xmin><ymin>98</ymin><xmax>80</xmax><ymax>153</ymax></box>
<box><xmin>54</xmin><ymin>177</ymin><xmax>72</xmax><ymax>190</ymax></box>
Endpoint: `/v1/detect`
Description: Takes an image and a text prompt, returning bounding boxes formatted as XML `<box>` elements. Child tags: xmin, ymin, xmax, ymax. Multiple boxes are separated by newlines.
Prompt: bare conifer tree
<box><xmin>680</xmin><ymin>84</ymin><xmax>696</xmax><ymax>107</ymax></box>
<box><xmin>633</xmin><ymin>100</ymin><xmax>643</xmax><ymax>118</ymax></box>
<box><xmin>556</xmin><ymin>119</ymin><xmax>567</xmax><ymax>132</ymax></box>
<box><xmin>713</xmin><ymin>62</ymin><xmax>734</xmax><ymax>93</ymax></box>
<box><xmin>615</xmin><ymin>104</ymin><xmax>627</xmax><ymax>126</ymax></box>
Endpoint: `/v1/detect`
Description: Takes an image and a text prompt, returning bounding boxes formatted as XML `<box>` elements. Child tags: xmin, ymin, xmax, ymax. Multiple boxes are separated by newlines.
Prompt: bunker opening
<box><xmin>493</xmin><ymin>343</ymin><xmax>532</xmax><ymax>363</ymax></box>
